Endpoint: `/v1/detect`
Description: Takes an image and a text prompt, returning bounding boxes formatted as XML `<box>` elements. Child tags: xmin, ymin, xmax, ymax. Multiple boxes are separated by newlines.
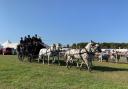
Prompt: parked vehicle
<box><xmin>3</xmin><ymin>48</ymin><xmax>13</xmax><ymax>55</ymax></box>
<box><xmin>0</xmin><ymin>48</ymin><xmax>2</xmax><ymax>54</ymax></box>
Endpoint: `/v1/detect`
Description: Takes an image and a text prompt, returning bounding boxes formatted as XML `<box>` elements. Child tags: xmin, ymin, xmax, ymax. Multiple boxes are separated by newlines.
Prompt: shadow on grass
<box><xmin>33</xmin><ymin>59</ymin><xmax>128</xmax><ymax>72</ymax></box>
<box><xmin>53</xmin><ymin>60</ymin><xmax>66</xmax><ymax>66</ymax></box>
<box><xmin>93</xmin><ymin>66</ymin><xmax>128</xmax><ymax>72</ymax></box>
<box><xmin>54</xmin><ymin>61</ymin><xmax>128</xmax><ymax>72</ymax></box>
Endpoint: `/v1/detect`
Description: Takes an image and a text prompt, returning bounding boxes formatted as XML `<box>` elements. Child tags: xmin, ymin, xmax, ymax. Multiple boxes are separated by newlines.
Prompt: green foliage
<box><xmin>72</xmin><ymin>43</ymin><xmax>77</xmax><ymax>48</ymax></box>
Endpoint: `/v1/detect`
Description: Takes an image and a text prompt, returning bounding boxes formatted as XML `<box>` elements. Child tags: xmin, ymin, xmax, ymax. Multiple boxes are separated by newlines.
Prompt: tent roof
<box><xmin>2</xmin><ymin>40</ymin><xmax>18</xmax><ymax>49</ymax></box>
<box><xmin>2</xmin><ymin>40</ymin><xmax>12</xmax><ymax>46</ymax></box>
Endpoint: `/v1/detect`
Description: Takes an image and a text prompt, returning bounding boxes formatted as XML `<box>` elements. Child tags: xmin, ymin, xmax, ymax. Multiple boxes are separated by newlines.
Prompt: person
<box><xmin>115</xmin><ymin>51</ymin><xmax>120</xmax><ymax>63</ymax></box>
<box><xmin>24</xmin><ymin>36</ymin><xmax>27</xmax><ymax>44</ymax></box>
<box><xmin>32</xmin><ymin>34</ymin><xmax>38</xmax><ymax>43</ymax></box>
<box><xmin>19</xmin><ymin>45</ymin><xmax>24</xmax><ymax>54</ymax></box>
<box><xmin>20</xmin><ymin>37</ymin><xmax>24</xmax><ymax>44</ymax></box>
<box><xmin>38</xmin><ymin>37</ymin><xmax>42</xmax><ymax>43</ymax></box>
<box><xmin>27</xmin><ymin>35</ymin><xmax>32</xmax><ymax>43</ymax></box>
<box><xmin>27</xmin><ymin>42</ymin><xmax>33</xmax><ymax>55</ymax></box>
<box><xmin>17</xmin><ymin>44</ymin><xmax>24</xmax><ymax>60</ymax></box>
<box><xmin>35</xmin><ymin>34</ymin><xmax>38</xmax><ymax>40</ymax></box>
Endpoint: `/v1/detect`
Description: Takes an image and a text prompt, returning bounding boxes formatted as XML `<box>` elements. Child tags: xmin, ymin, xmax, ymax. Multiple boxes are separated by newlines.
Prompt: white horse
<box><xmin>65</xmin><ymin>42</ymin><xmax>102</xmax><ymax>71</ymax></box>
<box><xmin>38</xmin><ymin>44</ymin><xmax>62</xmax><ymax>65</ymax></box>
<box><xmin>65</xmin><ymin>48</ymin><xmax>82</xmax><ymax>68</ymax></box>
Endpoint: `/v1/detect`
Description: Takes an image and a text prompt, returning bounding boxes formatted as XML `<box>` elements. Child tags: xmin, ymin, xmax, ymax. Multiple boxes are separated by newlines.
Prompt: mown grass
<box><xmin>0</xmin><ymin>55</ymin><xmax>128</xmax><ymax>89</ymax></box>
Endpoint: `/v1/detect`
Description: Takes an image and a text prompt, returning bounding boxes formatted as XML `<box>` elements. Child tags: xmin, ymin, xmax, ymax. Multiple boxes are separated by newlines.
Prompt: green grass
<box><xmin>0</xmin><ymin>55</ymin><xmax>128</xmax><ymax>89</ymax></box>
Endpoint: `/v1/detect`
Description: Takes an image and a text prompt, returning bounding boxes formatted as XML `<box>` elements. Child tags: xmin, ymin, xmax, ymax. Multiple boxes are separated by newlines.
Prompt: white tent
<box><xmin>10</xmin><ymin>43</ymin><xmax>19</xmax><ymax>49</ymax></box>
<box><xmin>2</xmin><ymin>40</ymin><xmax>18</xmax><ymax>49</ymax></box>
<box><xmin>115</xmin><ymin>49</ymin><xmax>128</xmax><ymax>52</ymax></box>
<box><xmin>102</xmin><ymin>49</ymin><xmax>128</xmax><ymax>53</ymax></box>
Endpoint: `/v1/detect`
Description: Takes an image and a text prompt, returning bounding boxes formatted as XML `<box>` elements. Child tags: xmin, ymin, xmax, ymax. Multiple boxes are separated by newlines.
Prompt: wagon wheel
<box><xmin>28</xmin><ymin>54</ymin><xmax>33</xmax><ymax>62</ymax></box>
<box><xmin>18</xmin><ymin>54</ymin><xmax>24</xmax><ymax>62</ymax></box>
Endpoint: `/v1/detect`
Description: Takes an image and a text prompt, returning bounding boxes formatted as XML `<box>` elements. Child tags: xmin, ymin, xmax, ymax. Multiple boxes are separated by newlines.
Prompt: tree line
<box><xmin>70</xmin><ymin>42</ymin><xmax>128</xmax><ymax>49</ymax></box>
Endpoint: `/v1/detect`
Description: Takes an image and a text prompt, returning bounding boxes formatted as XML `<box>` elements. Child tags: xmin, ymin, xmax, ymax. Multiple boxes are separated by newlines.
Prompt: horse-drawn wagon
<box><xmin>17</xmin><ymin>35</ymin><xmax>47</xmax><ymax>62</ymax></box>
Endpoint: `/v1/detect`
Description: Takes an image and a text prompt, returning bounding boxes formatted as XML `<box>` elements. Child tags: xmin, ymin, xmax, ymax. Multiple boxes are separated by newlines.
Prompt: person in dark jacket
<box><xmin>20</xmin><ymin>37</ymin><xmax>24</xmax><ymax>44</ymax></box>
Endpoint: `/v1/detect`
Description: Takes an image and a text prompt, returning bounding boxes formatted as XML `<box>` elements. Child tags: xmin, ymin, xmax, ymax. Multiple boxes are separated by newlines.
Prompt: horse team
<box><xmin>17</xmin><ymin>36</ymin><xmax>102</xmax><ymax>72</ymax></box>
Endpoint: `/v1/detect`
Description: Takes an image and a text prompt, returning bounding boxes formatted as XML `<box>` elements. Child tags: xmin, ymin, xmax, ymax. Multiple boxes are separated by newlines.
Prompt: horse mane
<box><xmin>85</xmin><ymin>43</ymin><xmax>92</xmax><ymax>52</ymax></box>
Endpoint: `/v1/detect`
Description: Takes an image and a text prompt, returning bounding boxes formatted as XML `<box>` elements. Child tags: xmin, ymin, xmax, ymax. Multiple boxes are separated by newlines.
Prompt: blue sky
<box><xmin>0</xmin><ymin>0</ymin><xmax>128</xmax><ymax>45</ymax></box>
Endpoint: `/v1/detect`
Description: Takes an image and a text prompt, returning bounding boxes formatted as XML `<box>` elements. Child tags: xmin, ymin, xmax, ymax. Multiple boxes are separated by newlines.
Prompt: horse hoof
<box><xmin>80</xmin><ymin>67</ymin><xmax>82</xmax><ymax>70</ymax></box>
<box><xmin>76</xmin><ymin>67</ymin><xmax>79</xmax><ymax>69</ymax></box>
<box><xmin>66</xmin><ymin>66</ymin><xmax>70</xmax><ymax>70</ymax></box>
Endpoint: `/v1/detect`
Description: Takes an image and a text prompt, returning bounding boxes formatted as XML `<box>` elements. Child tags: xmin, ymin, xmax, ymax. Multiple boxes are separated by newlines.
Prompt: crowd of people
<box><xmin>17</xmin><ymin>34</ymin><xmax>46</xmax><ymax>62</ymax></box>
<box><xmin>20</xmin><ymin>34</ymin><xmax>42</xmax><ymax>45</ymax></box>
<box><xmin>98</xmin><ymin>49</ymin><xmax>128</xmax><ymax>63</ymax></box>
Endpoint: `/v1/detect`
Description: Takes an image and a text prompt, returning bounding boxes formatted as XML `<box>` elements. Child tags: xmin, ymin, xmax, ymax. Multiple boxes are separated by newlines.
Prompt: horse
<box><xmin>64</xmin><ymin>48</ymin><xmax>82</xmax><ymax>68</ymax></box>
<box><xmin>65</xmin><ymin>42</ymin><xmax>102</xmax><ymax>71</ymax></box>
<box><xmin>38</xmin><ymin>43</ymin><xmax>62</xmax><ymax>65</ymax></box>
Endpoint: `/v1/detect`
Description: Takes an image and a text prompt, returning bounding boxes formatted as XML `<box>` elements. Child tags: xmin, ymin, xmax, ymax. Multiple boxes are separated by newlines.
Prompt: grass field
<box><xmin>0</xmin><ymin>55</ymin><xmax>128</xmax><ymax>89</ymax></box>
